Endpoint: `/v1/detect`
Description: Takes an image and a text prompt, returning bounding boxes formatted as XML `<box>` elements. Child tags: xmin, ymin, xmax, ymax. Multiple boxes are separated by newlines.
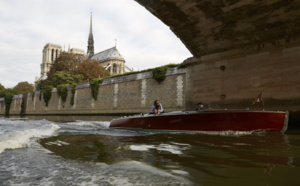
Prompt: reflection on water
<box><xmin>40</xmin><ymin>131</ymin><xmax>299</xmax><ymax>185</ymax></box>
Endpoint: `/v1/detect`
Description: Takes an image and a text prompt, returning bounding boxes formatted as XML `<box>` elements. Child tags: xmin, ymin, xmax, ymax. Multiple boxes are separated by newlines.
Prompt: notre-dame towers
<box><xmin>40</xmin><ymin>43</ymin><xmax>62</xmax><ymax>79</ymax></box>
<box><xmin>40</xmin><ymin>43</ymin><xmax>84</xmax><ymax>79</ymax></box>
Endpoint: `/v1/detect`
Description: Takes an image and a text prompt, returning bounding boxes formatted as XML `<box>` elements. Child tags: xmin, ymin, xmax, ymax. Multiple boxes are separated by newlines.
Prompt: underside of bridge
<box><xmin>135</xmin><ymin>0</ymin><xmax>300</xmax><ymax>58</ymax></box>
<box><xmin>135</xmin><ymin>0</ymin><xmax>300</xmax><ymax>114</ymax></box>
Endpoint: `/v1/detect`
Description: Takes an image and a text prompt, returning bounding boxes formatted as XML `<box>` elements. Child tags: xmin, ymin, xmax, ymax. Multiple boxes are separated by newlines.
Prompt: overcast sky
<box><xmin>0</xmin><ymin>0</ymin><xmax>191</xmax><ymax>88</ymax></box>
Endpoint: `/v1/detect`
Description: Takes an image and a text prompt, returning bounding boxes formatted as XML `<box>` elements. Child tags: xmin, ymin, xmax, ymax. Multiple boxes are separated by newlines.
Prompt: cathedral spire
<box><xmin>89</xmin><ymin>12</ymin><xmax>93</xmax><ymax>35</ymax></box>
<box><xmin>87</xmin><ymin>12</ymin><xmax>94</xmax><ymax>59</ymax></box>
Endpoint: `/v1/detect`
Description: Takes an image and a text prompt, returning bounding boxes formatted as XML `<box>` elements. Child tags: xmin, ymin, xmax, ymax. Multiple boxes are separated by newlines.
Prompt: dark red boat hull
<box><xmin>109</xmin><ymin>111</ymin><xmax>289</xmax><ymax>133</ymax></box>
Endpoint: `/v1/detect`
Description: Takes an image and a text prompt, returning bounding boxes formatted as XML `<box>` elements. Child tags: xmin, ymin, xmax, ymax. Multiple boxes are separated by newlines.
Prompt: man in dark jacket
<box><xmin>195</xmin><ymin>102</ymin><xmax>204</xmax><ymax>112</ymax></box>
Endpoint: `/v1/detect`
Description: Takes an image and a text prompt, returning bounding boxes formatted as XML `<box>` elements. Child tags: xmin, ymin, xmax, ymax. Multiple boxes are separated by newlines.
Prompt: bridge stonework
<box><xmin>184</xmin><ymin>45</ymin><xmax>300</xmax><ymax>111</ymax></box>
<box><xmin>135</xmin><ymin>0</ymin><xmax>300</xmax><ymax>111</ymax></box>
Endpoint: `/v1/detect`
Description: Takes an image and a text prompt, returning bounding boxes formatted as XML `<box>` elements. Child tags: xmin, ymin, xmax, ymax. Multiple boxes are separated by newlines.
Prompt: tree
<box><xmin>47</xmin><ymin>52</ymin><xmax>109</xmax><ymax>81</ymax></box>
<box><xmin>77</xmin><ymin>59</ymin><xmax>110</xmax><ymax>80</ymax></box>
<box><xmin>51</xmin><ymin>71</ymin><xmax>84</xmax><ymax>87</ymax></box>
<box><xmin>13</xmin><ymin>81</ymin><xmax>34</xmax><ymax>93</ymax></box>
<box><xmin>0</xmin><ymin>83</ymin><xmax>5</xmax><ymax>91</ymax></box>
<box><xmin>47</xmin><ymin>52</ymin><xmax>85</xmax><ymax>80</ymax></box>
<box><xmin>36</xmin><ymin>79</ymin><xmax>51</xmax><ymax>91</ymax></box>
<box><xmin>0</xmin><ymin>88</ymin><xmax>19</xmax><ymax>98</ymax></box>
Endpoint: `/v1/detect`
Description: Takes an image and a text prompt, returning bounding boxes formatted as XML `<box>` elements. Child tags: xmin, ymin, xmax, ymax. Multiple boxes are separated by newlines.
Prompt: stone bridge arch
<box><xmin>135</xmin><ymin>0</ymin><xmax>300</xmax><ymax>111</ymax></box>
<box><xmin>135</xmin><ymin>0</ymin><xmax>300</xmax><ymax>57</ymax></box>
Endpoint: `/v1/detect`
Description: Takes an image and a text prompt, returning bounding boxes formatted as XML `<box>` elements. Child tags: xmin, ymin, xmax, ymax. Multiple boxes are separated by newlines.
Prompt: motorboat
<box><xmin>109</xmin><ymin>110</ymin><xmax>289</xmax><ymax>133</ymax></box>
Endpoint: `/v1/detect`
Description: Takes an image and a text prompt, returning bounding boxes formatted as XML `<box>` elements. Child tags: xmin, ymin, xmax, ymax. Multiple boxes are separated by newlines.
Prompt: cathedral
<box><xmin>87</xmin><ymin>13</ymin><xmax>131</xmax><ymax>75</ymax></box>
<box><xmin>40</xmin><ymin>44</ymin><xmax>85</xmax><ymax>79</ymax></box>
<box><xmin>39</xmin><ymin>13</ymin><xmax>131</xmax><ymax>80</ymax></box>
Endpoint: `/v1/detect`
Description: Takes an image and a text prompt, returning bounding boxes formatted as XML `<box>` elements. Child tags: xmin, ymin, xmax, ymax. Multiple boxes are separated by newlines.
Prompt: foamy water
<box><xmin>0</xmin><ymin>117</ymin><xmax>261</xmax><ymax>155</ymax></box>
<box><xmin>130</xmin><ymin>142</ymin><xmax>191</xmax><ymax>154</ymax></box>
<box><xmin>0</xmin><ymin>118</ymin><xmax>116</xmax><ymax>154</ymax></box>
<box><xmin>64</xmin><ymin>120</ymin><xmax>110</xmax><ymax>128</ymax></box>
<box><xmin>0</xmin><ymin>119</ymin><xmax>60</xmax><ymax>154</ymax></box>
<box><xmin>0</xmin><ymin>117</ymin><xmax>190</xmax><ymax>185</ymax></box>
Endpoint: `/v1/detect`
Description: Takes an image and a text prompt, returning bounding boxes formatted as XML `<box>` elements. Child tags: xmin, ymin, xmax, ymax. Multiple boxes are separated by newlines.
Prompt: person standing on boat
<box><xmin>149</xmin><ymin>100</ymin><xmax>164</xmax><ymax>114</ymax></box>
<box><xmin>195</xmin><ymin>102</ymin><xmax>204</xmax><ymax>112</ymax></box>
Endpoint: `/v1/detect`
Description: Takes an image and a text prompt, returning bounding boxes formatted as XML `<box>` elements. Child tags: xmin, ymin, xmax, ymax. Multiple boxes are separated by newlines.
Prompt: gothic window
<box><xmin>51</xmin><ymin>49</ymin><xmax>54</xmax><ymax>62</ymax></box>
<box><xmin>56</xmin><ymin>50</ymin><xmax>58</xmax><ymax>59</ymax></box>
<box><xmin>113</xmin><ymin>64</ymin><xmax>117</xmax><ymax>73</ymax></box>
<box><xmin>108</xmin><ymin>67</ymin><xmax>111</xmax><ymax>73</ymax></box>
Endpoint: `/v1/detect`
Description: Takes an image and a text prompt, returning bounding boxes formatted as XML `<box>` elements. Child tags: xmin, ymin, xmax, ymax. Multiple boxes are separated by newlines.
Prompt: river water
<box><xmin>0</xmin><ymin>115</ymin><xmax>300</xmax><ymax>185</ymax></box>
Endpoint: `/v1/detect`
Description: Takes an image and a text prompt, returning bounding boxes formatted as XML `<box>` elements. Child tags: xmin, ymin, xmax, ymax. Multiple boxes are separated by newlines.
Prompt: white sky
<box><xmin>0</xmin><ymin>0</ymin><xmax>192</xmax><ymax>88</ymax></box>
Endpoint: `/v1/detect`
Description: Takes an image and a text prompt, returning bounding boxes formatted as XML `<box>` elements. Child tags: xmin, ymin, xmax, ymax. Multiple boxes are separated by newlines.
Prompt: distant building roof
<box><xmin>70</xmin><ymin>48</ymin><xmax>85</xmax><ymax>55</ymax></box>
<box><xmin>43</xmin><ymin>43</ymin><xmax>62</xmax><ymax>50</ymax></box>
<box><xmin>91</xmin><ymin>46</ymin><xmax>125</xmax><ymax>62</ymax></box>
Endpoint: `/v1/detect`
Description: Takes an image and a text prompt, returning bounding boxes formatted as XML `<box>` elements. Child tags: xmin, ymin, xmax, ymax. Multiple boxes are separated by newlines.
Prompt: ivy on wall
<box><xmin>4</xmin><ymin>94</ymin><xmax>13</xmax><ymax>116</ymax></box>
<box><xmin>0</xmin><ymin>88</ymin><xmax>20</xmax><ymax>116</ymax></box>
<box><xmin>57</xmin><ymin>84</ymin><xmax>68</xmax><ymax>103</ymax></box>
<box><xmin>43</xmin><ymin>85</ymin><xmax>53</xmax><ymax>107</ymax></box>
<box><xmin>20</xmin><ymin>98</ymin><xmax>25</xmax><ymax>116</ymax></box>
<box><xmin>90</xmin><ymin>78</ymin><xmax>103</xmax><ymax>101</ymax></box>
<box><xmin>70</xmin><ymin>83</ymin><xmax>76</xmax><ymax>106</ymax></box>
<box><xmin>153</xmin><ymin>66</ymin><xmax>168</xmax><ymax>83</ymax></box>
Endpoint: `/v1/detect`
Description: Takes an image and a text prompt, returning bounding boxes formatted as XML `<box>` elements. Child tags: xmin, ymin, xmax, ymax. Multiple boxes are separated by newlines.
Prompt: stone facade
<box><xmin>91</xmin><ymin>47</ymin><xmax>128</xmax><ymax>75</ymax></box>
<box><xmin>40</xmin><ymin>43</ymin><xmax>62</xmax><ymax>79</ymax></box>
<box><xmin>0</xmin><ymin>67</ymin><xmax>186</xmax><ymax>115</ymax></box>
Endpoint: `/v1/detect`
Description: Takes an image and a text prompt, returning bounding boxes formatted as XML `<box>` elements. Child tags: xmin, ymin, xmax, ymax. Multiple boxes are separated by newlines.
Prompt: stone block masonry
<box><xmin>0</xmin><ymin>67</ymin><xmax>186</xmax><ymax>116</ymax></box>
<box><xmin>184</xmin><ymin>44</ymin><xmax>300</xmax><ymax>111</ymax></box>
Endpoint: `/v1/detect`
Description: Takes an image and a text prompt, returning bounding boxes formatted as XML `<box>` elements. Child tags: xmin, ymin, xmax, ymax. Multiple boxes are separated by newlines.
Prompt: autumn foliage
<box><xmin>47</xmin><ymin>52</ymin><xmax>109</xmax><ymax>81</ymax></box>
<box><xmin>46</xmin><ymin>52</ymin><xmax>84</xmax><ymax>80</ymax></box>
<box><xmin>78</xmin><ymin>59</ymin><xmax>110</xmax><ymax>80</ymax></box>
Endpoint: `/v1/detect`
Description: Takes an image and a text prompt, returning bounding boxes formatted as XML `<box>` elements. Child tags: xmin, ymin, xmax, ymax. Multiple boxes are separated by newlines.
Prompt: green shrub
<box><xmin>57</xmin><ymin>84</ymin><xmax>68</xmax><ymax>103</ymax></box>
<box><xmin>20</xmin><ymin>98</ymin><xmax>25</xmax><ymax>116</ymax></box>
<box><xmin>43</xmin><ymin>85</ymin><xmax>53</xmax><ymax>107</ymax></box>
<box><xmin>108</xmin><ymin>63</ymin><xmax>180</xmax><ymax>84</ymax></box>
<box><xmin>90</xmin><ymin>78</ymin><xmax>103</xmax><ymax>100</ymax></box>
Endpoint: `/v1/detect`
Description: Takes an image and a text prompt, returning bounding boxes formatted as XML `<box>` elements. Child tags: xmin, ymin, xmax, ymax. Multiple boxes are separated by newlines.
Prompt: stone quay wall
<box><xmin>184</xmin><ymin>43</ymin><xmax>300</xmax><ymax>111</ymax></box>
<box><xmin>0</xmin><ymin>67</ymin><xmax>186</xmax><ymax>115</ymax></box>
